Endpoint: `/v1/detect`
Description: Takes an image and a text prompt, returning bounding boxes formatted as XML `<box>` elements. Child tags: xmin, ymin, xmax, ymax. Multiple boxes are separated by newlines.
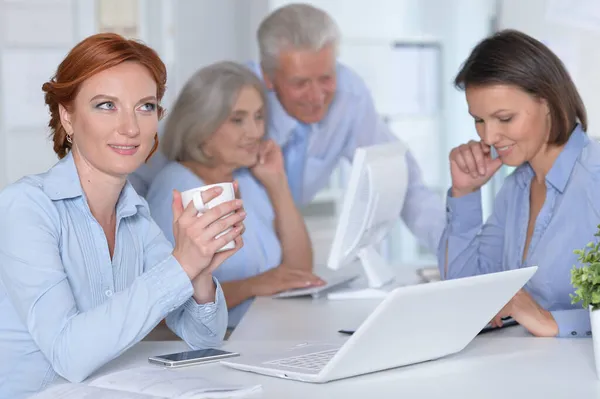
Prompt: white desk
<box><xmin>91</xmin><ymin>295</ymin><xmax>600</xmax><ymax>399</ymax></box>
<box><xmin>230</xmin><ymin>296</ymin><xmax>384</xmax><ymax>341</ymax></box>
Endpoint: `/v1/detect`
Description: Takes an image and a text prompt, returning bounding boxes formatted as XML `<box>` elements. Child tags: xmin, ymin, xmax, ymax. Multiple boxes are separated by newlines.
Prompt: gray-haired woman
<box><xmin>146</xmin><ymin>61</ymin><xmax>324</xmax><ymax>328</ymax></box>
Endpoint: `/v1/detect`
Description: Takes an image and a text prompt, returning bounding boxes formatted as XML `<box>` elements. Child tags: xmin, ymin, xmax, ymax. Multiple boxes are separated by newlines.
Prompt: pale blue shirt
<box><xmin>146</xmin><ymin>162</ymin><xmax>282</xmax><ymax>327</ymax></box>
<box><xmin>0</xmin><ymin>153</ymin><xmax>227</xmax><ymax>399</ymax></box>
<box><xmin>439</xmin><ymin>126</ymin><xmax>597</xmax><ymax>338</ymax></box>
<box><xmin>129</xmin><ymin>61</ymin><xmax>446</xmax><ymax>253</ymax></box>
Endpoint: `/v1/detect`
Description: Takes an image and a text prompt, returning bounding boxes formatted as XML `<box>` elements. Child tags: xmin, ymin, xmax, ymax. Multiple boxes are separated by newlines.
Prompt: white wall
<box><xmin>0</xmin><ymin>0</ymin><xmax>96</xmax><ymax>190</ymax></box>
<box><xmin>171</xmin><ymin>0</ymin><xmax>238</xmax><ymax>95</ymax></box>
<box><xmin>270</xmin><ymin>0</ymin><xmax>423</xmax><ymax>38</ymax></box>
<box><xmin>234</xmin><ymin>0</ymin><xmax>270</xmax><ymax>63</ymax></box>
<box><xmin>419</xmin><ymin>0</ymin><xmax>497</xmax><ymax>215</ymax></box>
<box><xmin>420</xmin><ymin>0</ymin><xmax>495</xmax><ymax>150</ymax></box>
<box><xmin>0</xmin><ymin>0</ymin><xmax>6</xmax><ymax>189</ymax></box>
<box><xmin>168</xmin><ymin>0</ymin><xmax>268</xmax><ymax>101</ymax></box>
<box><xmin>498</xmin><ymin>0</ymin><xmax>600</xmax><ymax>137</ymax></box>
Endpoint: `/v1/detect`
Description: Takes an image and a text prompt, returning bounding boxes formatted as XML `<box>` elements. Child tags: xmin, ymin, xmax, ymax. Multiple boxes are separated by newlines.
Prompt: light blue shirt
<box><xmin>129</xmin><ymin>61</ymin><xmax>446</xmax><ymax>253</ymax></box>
<box><xmin>0</xmin><ymin>153</ymin><xmax>227</xmax><ymax>399</ymax></box>
<box><xmin>146</xmin><ymin>162</ymin><xmax>282</xmax><ymax>327</ymax></box>
<box><xmin>438</xmin><ymin>126</ymin><xmax>597</xmax><ymax>338</ymax></box>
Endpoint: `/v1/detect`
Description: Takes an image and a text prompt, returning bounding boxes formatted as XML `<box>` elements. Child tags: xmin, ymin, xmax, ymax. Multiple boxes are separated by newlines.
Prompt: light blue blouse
<box><xmin>146</xmin><ymin>162</ymin><xmax>282</xmax><ymax>327</ymax></box>
<box><xmin>0</xmin><ymin>153</ymin><xmax>227</xmax><ymax>399</ymax></box>
<box><xmin>438</xmin><ymin>126</ymin><xmax>598</xmax><ymax>337</ymax></box>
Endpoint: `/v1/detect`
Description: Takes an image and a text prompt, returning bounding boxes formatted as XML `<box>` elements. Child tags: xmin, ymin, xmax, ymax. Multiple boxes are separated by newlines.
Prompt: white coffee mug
<box><xmin>181</xmin><ymin>182</ymin><xmax>236</xmax><ymax>252</ymax></box>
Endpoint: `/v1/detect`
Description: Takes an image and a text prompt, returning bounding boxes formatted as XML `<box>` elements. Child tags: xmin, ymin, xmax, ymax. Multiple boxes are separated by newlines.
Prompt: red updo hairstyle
<box><xmin>42</xmin><ymin>33</ymin><xmax>167</xmax><ymax>159</ymax></box>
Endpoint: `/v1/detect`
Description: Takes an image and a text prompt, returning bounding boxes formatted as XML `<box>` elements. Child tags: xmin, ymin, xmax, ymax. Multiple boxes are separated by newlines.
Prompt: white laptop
<box><xmin>221</xmin><ymin>266</ymin><xmax>537</xmax><ymax>383</ymax></box>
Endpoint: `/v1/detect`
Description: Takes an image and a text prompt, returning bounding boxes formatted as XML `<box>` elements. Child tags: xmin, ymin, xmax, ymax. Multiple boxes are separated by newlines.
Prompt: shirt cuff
<box><xmin>446</xmin><ymin>188</ymin><xmax>484</xmax><ymax>233</ymax></box>
<box><xmin>182</xmin><ymin>277</ymin><xmax>225</xmax><ymax>324</ymax></box>
<box><xmin>140</xmin><ymin>254</ymin><xmax>194</xmax><ymax>313</ymax></box>
<box><xmin>551</xmin><ymin>308</ymin><xmax>592</xmax><ymax>338</ymax></box>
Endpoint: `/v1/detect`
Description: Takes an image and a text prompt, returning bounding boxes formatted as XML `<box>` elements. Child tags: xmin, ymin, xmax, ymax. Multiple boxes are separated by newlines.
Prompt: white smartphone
<box><xmin>148</xmin><ymin>348</ymin><xmax>240</xmax><ymax>368</ymax></box>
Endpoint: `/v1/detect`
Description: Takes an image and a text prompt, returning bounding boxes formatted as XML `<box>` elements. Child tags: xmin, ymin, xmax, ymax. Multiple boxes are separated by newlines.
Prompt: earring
<box><xmin>145</xmin><ymin>133</ymin><xmax>159</xmax><ymax>163</ymax></box>
<box><xmin>66</xmin><ymin>134</ymin><xmax>73</xmax><ymax>144</ymax></box>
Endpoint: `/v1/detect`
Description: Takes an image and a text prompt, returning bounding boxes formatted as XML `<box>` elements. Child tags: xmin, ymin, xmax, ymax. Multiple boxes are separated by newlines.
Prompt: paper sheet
<box><xmin>90</xmin><ymin>366</ymin><xmax>261</xmax><ymax>398</ymax></box>
<box><xmin>28</xmin><ymin>383</ymin><xmax>160</xmax><ymax>399</ymax></box>
<box><xmin>29</xmin><ymin>366</ymin><xmax>261</xmax><ymax>399</ymax></box>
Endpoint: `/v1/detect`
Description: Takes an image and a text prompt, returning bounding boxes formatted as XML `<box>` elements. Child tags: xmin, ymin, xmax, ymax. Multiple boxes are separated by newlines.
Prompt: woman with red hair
<box><xmin>0</xmin><ymin>33</ymin><xmax>245</xmax><ymax>399</ymax></box>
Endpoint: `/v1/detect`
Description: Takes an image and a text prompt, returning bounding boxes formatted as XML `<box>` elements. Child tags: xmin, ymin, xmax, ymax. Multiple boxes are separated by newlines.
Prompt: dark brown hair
<box><xmin>454</xmin><ymin>29</ymin><xmax>587</xmax><ymax>145</ymax></box>
<box><xmin>42</xmin><ymin>33</ymin><xmax>167</xmax><ymax>159</ymax></box>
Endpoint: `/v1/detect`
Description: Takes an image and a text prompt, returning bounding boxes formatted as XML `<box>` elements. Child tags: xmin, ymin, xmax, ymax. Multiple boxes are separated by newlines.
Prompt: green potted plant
<box><xmin>571</xmin><ymin>224</ymin><xmax>600</xmax><ymax>379</ymax></box>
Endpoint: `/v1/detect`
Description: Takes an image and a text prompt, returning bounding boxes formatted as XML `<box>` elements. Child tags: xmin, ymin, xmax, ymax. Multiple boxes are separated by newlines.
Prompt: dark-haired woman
<box><xmin>439</xmin><ymin>29</ymin><xmax>597</xmax><ymax>338</ymax></box>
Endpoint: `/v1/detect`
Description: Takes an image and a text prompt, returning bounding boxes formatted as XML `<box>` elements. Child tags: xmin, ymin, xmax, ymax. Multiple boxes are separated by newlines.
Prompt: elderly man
<box><xmin>130</xmin><ymin>3</ymin><xmax>445</xmax><ymax>253</ymax></box>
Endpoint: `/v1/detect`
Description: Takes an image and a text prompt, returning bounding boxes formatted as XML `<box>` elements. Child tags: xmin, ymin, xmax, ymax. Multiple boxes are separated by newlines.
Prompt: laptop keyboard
<box><xmin>264</xmin><ymin>348</ymin><xmax>339</xmax><ymax>371</ymax></box>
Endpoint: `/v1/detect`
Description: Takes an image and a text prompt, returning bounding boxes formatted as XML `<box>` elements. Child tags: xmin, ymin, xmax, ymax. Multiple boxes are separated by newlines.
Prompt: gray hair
<box><xmin>258</xmin><ymin>3</ymin><xmax>340</xmax><ymax>76</ymax></box>
<box><xmin>161</xmin><ymin>61</ymin><xmax>268</xmax><ymax>164</ymax></box>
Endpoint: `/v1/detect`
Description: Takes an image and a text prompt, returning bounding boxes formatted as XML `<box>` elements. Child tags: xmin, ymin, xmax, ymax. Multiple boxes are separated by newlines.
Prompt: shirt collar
<box><xmin>516</xmin><ymin>124</ymin><xmax>588</xmax><ymax>192</ymax></box>
<box><xmin>42</xmin><ymin>151</ymin><xmax>83</xmax><ymax>200</ymax></box>
<box><xmin>267</xmin><ymin>89</ymin><xmax>299</xmax><ymax>145</ymax></box>
<box><xmin>42</xmin><ymin>151</ymin><xmax>145</xmax><ymax>217</ymax></box>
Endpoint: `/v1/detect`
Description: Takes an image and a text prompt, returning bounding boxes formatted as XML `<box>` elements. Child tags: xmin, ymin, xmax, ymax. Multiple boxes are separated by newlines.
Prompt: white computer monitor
<box><xmin>326</xmin><ymin>141</ymin><xmax>409</xmax><ymax>299</ymax></box>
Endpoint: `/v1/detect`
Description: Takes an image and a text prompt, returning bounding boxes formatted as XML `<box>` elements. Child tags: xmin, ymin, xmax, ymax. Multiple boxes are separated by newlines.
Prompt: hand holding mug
<box><xmin>171</xmin><ymin>185</ymin><xmax>246</xmax><ymax>280</ymax></box>
<box><xmin>180</xmin><ymin>183</ymin><xmax>238</xmax><ymax>252</ymax></box>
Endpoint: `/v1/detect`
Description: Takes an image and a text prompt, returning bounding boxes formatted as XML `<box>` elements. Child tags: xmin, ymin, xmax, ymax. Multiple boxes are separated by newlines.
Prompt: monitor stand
<box><xmin>327</xmin><ymin>246</ymin><xmax>397</xmax><ymax>300</ymax></box>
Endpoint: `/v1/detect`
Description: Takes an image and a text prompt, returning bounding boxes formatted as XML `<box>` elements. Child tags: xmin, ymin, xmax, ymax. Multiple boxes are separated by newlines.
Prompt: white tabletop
<box><xmin>230</xmin><ymin>296</ymin><xmax>384</xmax><ymax>341</ymax></box>
<box><xmin>228</xmin><ymin>265</ymin><xmax>422</xmax><ymax>342</ymax></box>
<box><xmin>96</xmin><ymin>333</ymin><xmax>600</xmax><ymax>398</ymax></box>
<box><xmin>89</xmin><ymin>294</ymin><xmax>600</xmax><ymax>399</ymax></box>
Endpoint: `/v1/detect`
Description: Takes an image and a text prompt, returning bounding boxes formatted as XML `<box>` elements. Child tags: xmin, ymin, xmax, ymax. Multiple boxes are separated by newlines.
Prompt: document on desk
<box><xmin>28</xmin><ymin>384</ymin><xmax>157</xmax><ymax>399</ymax></box>
<box><xmin>29</xmin><ymin>366</ymin><xmax>261</xmax><ymax>399</ymax></box>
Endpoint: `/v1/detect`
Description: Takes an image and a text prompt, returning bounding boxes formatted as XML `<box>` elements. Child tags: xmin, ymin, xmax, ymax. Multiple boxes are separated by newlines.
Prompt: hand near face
<box><xmin>249</xmin><ymin>139</ymin><xmax>286</xmax><ymax>188</ymax></box>
<box><xmin>490</xmin><ymin>289</ymin><xmax>558</xmax><ymax>337</ymax></box>
<box><xmin>449</xmin><ymin>140</ymin><xmax>503</xmax><ymax>197</ymax></box>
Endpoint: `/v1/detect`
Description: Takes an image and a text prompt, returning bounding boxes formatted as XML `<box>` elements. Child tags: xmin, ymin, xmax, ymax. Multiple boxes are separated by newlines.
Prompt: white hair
<box><xmin>161</xmin><ymin>61</ymin><xmax>267</xmax><ymax>164</ymax></box>
<box><xmin>258</xmin><ymin>3</ymin><xmax>340</xmax><ymax>76</ymax></box>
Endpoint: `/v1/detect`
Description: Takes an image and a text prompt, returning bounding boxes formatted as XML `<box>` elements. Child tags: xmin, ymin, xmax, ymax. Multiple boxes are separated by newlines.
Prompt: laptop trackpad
<box><xmin>224</xmin><ymin>343</ymin><xmax>340</xmax><ymax>372</ymax></box>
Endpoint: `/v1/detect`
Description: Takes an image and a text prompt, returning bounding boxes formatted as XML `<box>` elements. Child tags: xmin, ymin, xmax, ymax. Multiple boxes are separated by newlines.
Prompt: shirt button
<box><xmin>105</xmin><ymin>290</ymin><xmax>113</xmax><ymax>297</ymax></box>
<box><xmin>571</xmin><ymin>331</ymin><xmax>578</xmax><ymax>336</ymax></box>
<box><xmin>587</xmin><ymin>331</ymin><xmax>592</xmax><ymax>336</ymax></box>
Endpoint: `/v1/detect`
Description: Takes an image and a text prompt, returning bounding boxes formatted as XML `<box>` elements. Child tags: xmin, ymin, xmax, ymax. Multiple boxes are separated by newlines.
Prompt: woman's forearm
<box><xmin>221</xmin><ymin>279</ymin><xmax>255</xmax><ymax>308</ymax></box>
<box><xmin>265</xmin><ymin>178</ymin><xmax>313</xmax><ymax>270</ymax></box>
